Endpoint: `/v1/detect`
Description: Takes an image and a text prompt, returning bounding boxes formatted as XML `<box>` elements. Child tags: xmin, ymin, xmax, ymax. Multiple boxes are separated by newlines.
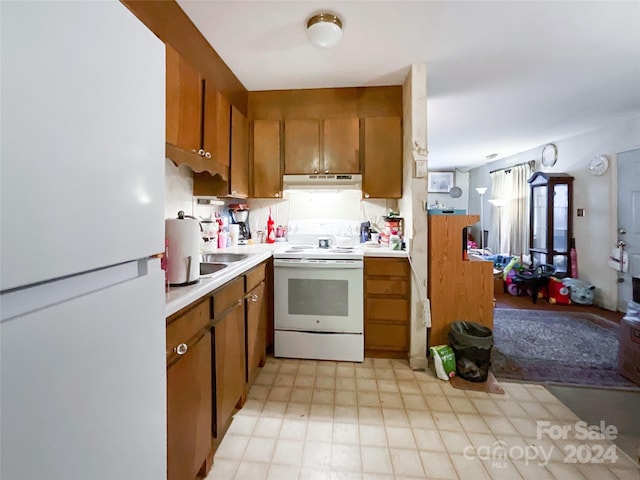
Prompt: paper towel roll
<box><xmin>165</xmin><ymin>215</ymin><xmax>200</xmax><ymax>286</ymax></box>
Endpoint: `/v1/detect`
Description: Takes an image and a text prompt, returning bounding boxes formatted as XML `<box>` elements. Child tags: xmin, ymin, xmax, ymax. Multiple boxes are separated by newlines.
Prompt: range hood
<box><xmin>282</xmin><ymin>174</ymin><xmax>362</xmax><ymax>190</ymax></box>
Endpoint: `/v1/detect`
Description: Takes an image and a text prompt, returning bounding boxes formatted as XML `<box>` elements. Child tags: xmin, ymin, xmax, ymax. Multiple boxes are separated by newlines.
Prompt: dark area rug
<box><xmin>492</xmin><ymin>308</ymin><xmax>640</xmax><ymax>390</ymax></box>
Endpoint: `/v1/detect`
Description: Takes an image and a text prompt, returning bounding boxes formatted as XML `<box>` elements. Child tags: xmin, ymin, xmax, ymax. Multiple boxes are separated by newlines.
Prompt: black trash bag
<box><xmin>448</xmin><ymin>321</ymin><xmax>493</xmax><ymax>382</ymax></box>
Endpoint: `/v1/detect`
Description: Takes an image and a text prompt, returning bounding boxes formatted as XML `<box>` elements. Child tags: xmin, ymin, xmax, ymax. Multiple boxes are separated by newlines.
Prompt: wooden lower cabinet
<box><xmin>212</xmin><ymin>278</ymin><xmax>246</xmax><ymax>441</ymax></box>
<box><xmin>166</xmin><ymin>299</ymin><xmax>212</xmax><ymax>480</ymax></box>
<box><xmin>364</xmin><ymin>257</ymin><xmax>410</xmax><ymax>358</ymax></box>
<box><xmin>245</xmin><ymin>263</ymin><xmax>267</xmax><ymax>385</ymax></box>
<box><xmin>165</xmin><ymin>261</ymin><xmax>273</xmax><ymax>478</ymax></box>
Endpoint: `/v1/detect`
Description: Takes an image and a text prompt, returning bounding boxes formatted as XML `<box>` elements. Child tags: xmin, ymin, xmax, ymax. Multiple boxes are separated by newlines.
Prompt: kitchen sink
<box><xmin>201</xmin><ymin>253</ymin><xmax>249</xmax><ymax>263</ymax></box>
<box><xmin>200</xmin><ymin>262</ymin><xmax>228</xmax><ymax>276</ymax></box>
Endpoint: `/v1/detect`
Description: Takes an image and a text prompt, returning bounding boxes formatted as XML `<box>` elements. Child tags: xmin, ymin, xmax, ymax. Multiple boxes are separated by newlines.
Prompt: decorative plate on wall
<box><xmin>541</xmin><ymin>143</ymin><xmax>558</xmax><ymax>167</ymax></box>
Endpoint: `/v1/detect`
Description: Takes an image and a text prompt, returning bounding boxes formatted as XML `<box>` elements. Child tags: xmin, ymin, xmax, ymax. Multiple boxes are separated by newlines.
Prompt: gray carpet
<box><xmin>491</xmin><ymin>308</ymin><xmax>639</xmax><ymax>389</ymax></box>
<box><xmin>547</xmin><ymin>384</ymin><xmax>640</xmax><ymax>465</ymax></box>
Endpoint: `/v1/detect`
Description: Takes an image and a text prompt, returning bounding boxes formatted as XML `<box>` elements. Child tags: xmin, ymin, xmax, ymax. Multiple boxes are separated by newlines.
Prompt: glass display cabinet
<box><xmin>528</xmin><ymin>172</ymin><xmax>574</xmax><ymax>277</ymax></box>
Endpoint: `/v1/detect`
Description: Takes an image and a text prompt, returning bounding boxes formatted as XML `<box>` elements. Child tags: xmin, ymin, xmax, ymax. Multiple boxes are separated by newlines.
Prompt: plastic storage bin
<box><xmin>448</xmin><ymin>321</ymin><xmax>493</xmax><ymax>382</ymax></box>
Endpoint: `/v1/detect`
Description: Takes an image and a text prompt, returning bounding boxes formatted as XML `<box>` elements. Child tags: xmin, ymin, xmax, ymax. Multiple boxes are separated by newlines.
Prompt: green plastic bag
<box><xmin>429</xmin><ymin>345</ymin><xmax>457</xmax><ymax>381</ymax></box>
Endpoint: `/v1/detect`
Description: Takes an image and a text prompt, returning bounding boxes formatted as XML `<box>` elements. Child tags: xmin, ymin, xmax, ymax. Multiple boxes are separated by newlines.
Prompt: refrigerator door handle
<box><xmin>1</xmin><ymin>258</ymin><xmax>160</xmax><ymax>322</ymax></box>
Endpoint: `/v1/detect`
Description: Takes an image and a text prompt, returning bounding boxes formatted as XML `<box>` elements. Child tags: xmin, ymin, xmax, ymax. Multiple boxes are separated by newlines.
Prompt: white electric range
<box><xmin>273</xmin><ymin>219</ymin><xmax>364</xmax><ymax>362</ymax></box>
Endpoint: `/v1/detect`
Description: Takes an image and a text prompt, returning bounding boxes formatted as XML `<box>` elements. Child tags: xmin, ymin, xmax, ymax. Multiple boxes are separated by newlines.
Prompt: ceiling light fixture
<box><xmin>306</xmin><ymin>13</ymin><xmax>342</xmax><ymax>49</ymax></box>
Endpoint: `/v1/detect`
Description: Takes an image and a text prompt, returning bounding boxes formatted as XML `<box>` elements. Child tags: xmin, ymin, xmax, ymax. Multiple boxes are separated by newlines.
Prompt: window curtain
<box><xmin>488</xmin><ymin>163</ymin><xmax>531</xmax><ymax>255</ymax></box>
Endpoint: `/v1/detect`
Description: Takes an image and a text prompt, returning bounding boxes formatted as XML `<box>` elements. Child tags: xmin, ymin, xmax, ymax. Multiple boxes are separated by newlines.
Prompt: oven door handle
<box><xmin>274</xmin><ymin>259</ymin><xmax>363</xmax><ymax>269</ymax></box>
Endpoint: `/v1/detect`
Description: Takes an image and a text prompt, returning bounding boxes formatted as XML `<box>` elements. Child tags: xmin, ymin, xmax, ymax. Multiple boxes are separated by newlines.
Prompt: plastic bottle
<box><xmin>266</xmin><ymin>208</ymin><xmax>276</xmax><ymax>244</ymax></box>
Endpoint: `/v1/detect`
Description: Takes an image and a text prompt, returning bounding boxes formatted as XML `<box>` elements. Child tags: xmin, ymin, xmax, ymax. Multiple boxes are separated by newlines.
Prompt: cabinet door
<box><xmin>213</xmin><ymin>303</ymin><xmax>245</xmax><ymax>438</ymax></box>
<box><xmin>203</xmin><ymin>84</ymin><xmax>230</xmax><ymax>167</ymax></box>
<box><xmin>165</xmin><ymin>45</ymin><xmax>202</xmax><ymax>152</ymax></box>
<box><xmin>230</xmin><ymin>106</ymin><xmax>249</xmax><ymax>197</ymax></box>
<box><xmin>323</xmin><ymin>117</ymin><xmax>360</xmax><ymax>174</ymax></box>
<box><xmin>284</xmin><ymin>119</ymin><xmax>320</xmax><ymax>174</ymax></box>
<box><xmin>362</xmin><ymin>116</ymin><xmax>402</xmax><ymax>199</ymax></box>
<box><xmin>252</xmin><ymin>120</ymin><xmax>281</xmax><ymax>198</ymax></box>
<box><xmin>246</xmin><ymin>282</ymin><xmax>266</xmax><ymax>384</ymax></box>
<box><xmin>167</xmin><ymin>332</ymin><xmax>212</xmax><ymax>480</ymax></box>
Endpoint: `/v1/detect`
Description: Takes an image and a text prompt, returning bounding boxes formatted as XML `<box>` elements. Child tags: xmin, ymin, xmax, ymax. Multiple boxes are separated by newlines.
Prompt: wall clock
<box><xmin>589</xmin><ymin>154</ymin><xmax>609</xmax><ymax>176</ymax></box>
<box><xmin>541</xmin><ymin>143</ymin><xmax>558</xmax><ymax>167</ymax></box>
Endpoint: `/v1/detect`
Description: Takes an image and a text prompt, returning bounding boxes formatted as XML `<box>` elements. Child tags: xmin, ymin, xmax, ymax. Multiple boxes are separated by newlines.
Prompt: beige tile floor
<box><xmin>206</xmin><ymin>357</ymin><xmax>640</xmax><ymax>480</ymax></box>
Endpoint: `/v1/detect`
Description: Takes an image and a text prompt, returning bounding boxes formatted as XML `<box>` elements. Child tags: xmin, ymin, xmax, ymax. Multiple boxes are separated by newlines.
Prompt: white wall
<box><xmin>400</xmin><ymin>64</ymin><xmax>429</xmax><ymax>370</ymax></box>
<box><xmin>468</xmin><ymin>114</ymin><xmax>640</xmax><ymax>310</ymax></box>
<box><xmin>426</xmin><ymin>170</ymin><xmax>470</xmax><ymax>212</ymax></box>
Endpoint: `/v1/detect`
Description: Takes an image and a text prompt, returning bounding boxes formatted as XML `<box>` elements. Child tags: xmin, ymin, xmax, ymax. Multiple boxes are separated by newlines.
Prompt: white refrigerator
<box><xmin>1</xmin><ymin>2</ymin><xmax>167</xmax><ymax>479</ymax></box>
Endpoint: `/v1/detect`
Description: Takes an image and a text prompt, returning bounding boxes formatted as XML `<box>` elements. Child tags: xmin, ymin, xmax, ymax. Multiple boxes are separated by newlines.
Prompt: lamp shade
<box><xmin>306</xmin><ymin>13</ymin><xmax>342</xmax><ymax>49</ymax></box>
<box><xmin>475</xmin><ymin>187</ymin><xmax>488</xmax><ymax>195</ymax></box>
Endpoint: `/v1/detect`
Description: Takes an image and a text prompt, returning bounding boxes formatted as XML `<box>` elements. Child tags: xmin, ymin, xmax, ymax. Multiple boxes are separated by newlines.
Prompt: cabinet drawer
<box><xmin>166</xmin><ymin>297</ymin><xmax>209</xmax><ymax>359</ymax></box>
<box><xmin>365</xmin><ymin>258</ymin><xmax>409</xmax><ymax>277</ymax></box>
<box><xmin>365</xmin><ymin>297</ymin><xmax>408</xmax><ymax>322</ymax></box>
<box><xmin>366</xmin><ymin>278</ymin><xmax>409</xmax><ymax>296</ymax></box>
<box><xmin>213</xmin><ymin>277</ymin><xmax>244</xmax><ymax>318</ymax></box>
<box><xmin>365</xmin><ymin>323</ymin><xmax>408</xmax><ymax>350</ymax></box>
<box><xmin>245</xmin><ymin>263</ymin><xmax>266</xmax><ymax>292</ymax></box>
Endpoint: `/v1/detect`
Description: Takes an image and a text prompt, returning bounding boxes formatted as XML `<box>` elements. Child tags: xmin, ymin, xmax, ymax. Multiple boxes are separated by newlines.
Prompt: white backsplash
<box><xmin>247</xmin><ymin>191</ymin><xmax>395</xmax><ymax>238</ymax></box>
<box><xmin>165</xmin><ymin>159</ymin><xmax>399</xmax><ymax>239</ymax></box>
<box><xmin>164</xmin><ymin>158</ymin><xmax>194</xmax><ymax>219</ymax></box>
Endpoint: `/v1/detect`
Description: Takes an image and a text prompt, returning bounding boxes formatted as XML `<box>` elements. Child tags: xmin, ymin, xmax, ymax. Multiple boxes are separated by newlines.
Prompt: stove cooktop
<box><xmin>274</xmin><ymin>244</ymin><xmax>364</xmax><ymax>260</ymax></box>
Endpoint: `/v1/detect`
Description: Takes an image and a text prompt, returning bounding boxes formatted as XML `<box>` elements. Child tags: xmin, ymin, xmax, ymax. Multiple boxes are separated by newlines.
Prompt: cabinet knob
<box><xmin>237</xmin><ymin>299</ymin><xmax>243</xmax><ymax>307</ymax></box>
<box><xmin>204</xmin><ymin>151</ymin><xmax>212</xmax><ymax>159</ymax></box>
<box><xmin>274</xmin><ymin>193</ymin><xmax>280</xmax><ymax>198</ymax></box>
<box><xmin>231</xmin><ymin>190</ymin><xmax>237</xmax><ymax>195</ymax></box>
<box><xmin>197</xmin><ymin>149</ymin><xmax>205</xmax><ymax>157</ymax></box>
<box><xmin>314</xmin><ymin>170</ymin><xmax>319</xmax><ymax>174</ymax></box>
<box><xmin>174</xmin><ymin>343</ymin><xmax>188</xmax><ymax>355</ymax></box>
<box><xmin>251</xmin><ymin>294</ymin><xmax>259</xmax><ymax>302</ymax></box>
<box><xmin>364</xmin><ymin>193</ymin><xmax>370</xmax><ymax>199</ymax></box>
<box><xmin>324</xmin><ymin>169</ymin><xmax>329</xmax><ymax>174</ymax></box>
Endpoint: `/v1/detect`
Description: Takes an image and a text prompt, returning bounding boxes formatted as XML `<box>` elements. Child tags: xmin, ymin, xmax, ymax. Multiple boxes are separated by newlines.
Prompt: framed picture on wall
<box><xmin>427</xmin><ymin>171</ymin><xmax>454</xmax><ymax>193</ymax></box>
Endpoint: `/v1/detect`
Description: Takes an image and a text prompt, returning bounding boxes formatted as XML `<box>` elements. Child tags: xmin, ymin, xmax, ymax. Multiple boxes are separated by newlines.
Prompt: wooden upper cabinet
<box><xmin>166</xmin><ymin>44</ymin><xmax>230</xmax><ymax>180</ymax></box>
<box><xmin>230</xmin><ymin>106</ymin><xmax>249</xmax><ymax>198</ymax></box>
<box><xmin>202</xmin><ymin>84</ymin><xmax>230</xmax><ymax>167</ymax></box>
<box><xmin>166</xmin><ymin>44</ymin><xmax>202</xmax><ymax>152</ymax></box>
<box><xmin>323</xmin><ymin>117</ymin><xmax>360</xmax><ymax>174</ymax></box>
<box><xmin>283</xmin><ymin>118</ymin><xmax>359</xmax><ymax>175</ymax></box>
<box><xmin>362</xmin><ymin>116</ymin><xmax>402</xmax><ymax>199</ymax></box>
<box><xmin>252</xmin><ymin>120</ymin><xmax>282</xmax><ymax>198</ymax></box>
<box><xmin>284</xmin><ymin>119</ymin><xmax>320</xmax><ymax>174</ymax></box>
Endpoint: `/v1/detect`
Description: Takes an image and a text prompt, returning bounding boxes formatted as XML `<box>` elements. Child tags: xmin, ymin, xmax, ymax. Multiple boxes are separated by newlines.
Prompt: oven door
<box><xmin>274</xmin><ymin>258</ymin><xmax>363</xmax><ymax>333</ymax></box>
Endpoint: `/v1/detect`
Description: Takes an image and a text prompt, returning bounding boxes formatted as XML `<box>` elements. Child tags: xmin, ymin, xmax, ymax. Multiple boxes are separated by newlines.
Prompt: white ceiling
<box><xmin>177</xmin><ymin>1</ymin><xmax>640</xmax><ymax>170</ymax></box>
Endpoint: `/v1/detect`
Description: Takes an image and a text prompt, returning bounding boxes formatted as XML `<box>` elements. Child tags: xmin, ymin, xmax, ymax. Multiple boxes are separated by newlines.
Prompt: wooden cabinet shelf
<box><xmin>364</xmin><ymin>257</ymin><xmax>410</xmax><ymax>358</ymax></box>
<box><xmin>427</xmin><ymin>215</ymin><xmax>493</xmax><ymax>347</ymax></box>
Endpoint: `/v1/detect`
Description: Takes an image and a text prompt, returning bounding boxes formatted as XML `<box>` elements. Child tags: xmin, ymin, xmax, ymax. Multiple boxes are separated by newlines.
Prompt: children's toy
<box><xmin>562</xmin><ymin>278</ymin><xmax>595</xmax><ymax>305</ymax></box>
<box><xmin>548</xmin><ymin>276</ymin><xmax>571</xmax><ymax>304</ymax></box>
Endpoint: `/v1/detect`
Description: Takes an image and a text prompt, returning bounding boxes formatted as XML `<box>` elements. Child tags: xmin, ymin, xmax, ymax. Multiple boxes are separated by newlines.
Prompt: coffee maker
<box><xmin>228</xmin><ymin>204</ymin><xmax>250</xmax><ymax>244</ymax></box>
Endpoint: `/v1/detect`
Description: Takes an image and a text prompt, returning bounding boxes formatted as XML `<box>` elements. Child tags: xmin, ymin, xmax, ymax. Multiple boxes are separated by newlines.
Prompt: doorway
<box><xmin>617</xmin><ymin>148</ymin><xmax>640</xmax><ymax>312</ymax></box>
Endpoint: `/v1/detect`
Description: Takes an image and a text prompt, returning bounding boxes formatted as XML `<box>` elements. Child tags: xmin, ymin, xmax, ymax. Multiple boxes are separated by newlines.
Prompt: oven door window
<box><xmin>289</xmin><ymin>278</ymin><xmax>349</xmax><ymax>317</ymax></box>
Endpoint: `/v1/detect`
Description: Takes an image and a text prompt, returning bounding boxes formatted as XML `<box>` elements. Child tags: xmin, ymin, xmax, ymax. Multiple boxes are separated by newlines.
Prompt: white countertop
<box><xmin>363</xmin><ymin>245</ymin><xmax>409</xmax><ymax>257</ymax></box>
<box><xmin>165</xmin><ymin>244</ymin><xmax>277</xmax><ymax>318</ymax></box>
<box><xmin>165</xmin><ymin>242</ymin><xmax>408</xmax><ymax>318</ymax></box>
